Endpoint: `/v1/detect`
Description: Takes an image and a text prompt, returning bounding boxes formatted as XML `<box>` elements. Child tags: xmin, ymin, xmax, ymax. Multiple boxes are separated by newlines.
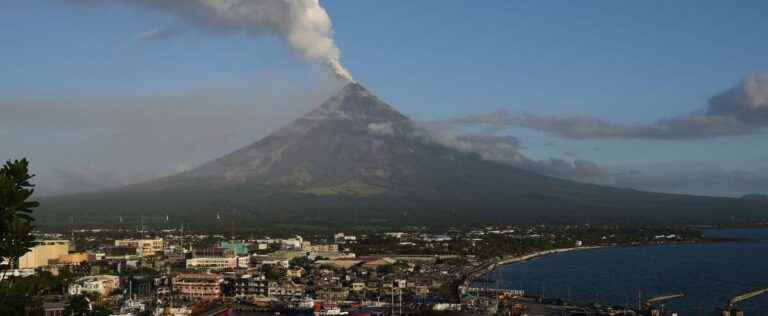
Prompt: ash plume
<box><xmin>70</xmin><ymin>0</ymin><xmax>353</xmax><ymax>81</ymax></box>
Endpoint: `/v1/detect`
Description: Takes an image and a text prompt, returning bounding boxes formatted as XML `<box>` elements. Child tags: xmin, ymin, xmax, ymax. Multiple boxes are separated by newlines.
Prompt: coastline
<box><xmin>458</xmin><ymin>237</ymin><xmax>768</xmax><ymax>314</ymax></box>
<box><xmin>460</xmin><ymin>246</ymin><xmax>603</xmax><ymax>291</ymax></box>
<box><xmin>459</xmin><ymin>231</ymin><xmax>768</xmax><ymax>294</ymax></box>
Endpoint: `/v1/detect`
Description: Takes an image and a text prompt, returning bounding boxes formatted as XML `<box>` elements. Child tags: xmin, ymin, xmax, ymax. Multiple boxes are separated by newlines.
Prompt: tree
<box><xmin>289</xmin><ymin>255</ymin><xmax>315</xmax><ymax>271</ymax></box>
<box><xmin>262</xmin><ymin>264</ymin><xmax>285</xmax><ymax>281</ymax></box>
<box><xmin>0</xmin><ymin>159</ymin><xmax>41</xmax><ymax>315</ymax></box>
<box><xmin>64</xmin><ymin>294</ymin><xmax>114</xmax><ymax>316</ymax></box>
<box><xmin>0</xmin><ymin>159</ymin><xmax>38</xmax><ymax>270</ymax></box>
<box><xmin>64</xmin><ymin>295</ymin><xmax>91</xmax><ymax>316</ymax></box>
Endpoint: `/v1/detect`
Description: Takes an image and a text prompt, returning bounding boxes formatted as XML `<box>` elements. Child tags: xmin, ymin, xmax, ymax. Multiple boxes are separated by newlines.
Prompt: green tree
<box><xmin>262</xmin><ymin>264</ymin><xmax>285</xmax><ymax>281</ymax></box>
<box><xmin>64</xmin><ymin>295</ymin><xmax>91</xmax><ymax>316</ymax></box>
<box><xmin>289</xmin><ymin>255</ymin><xmax>314</xmax><ymax>270</ymax></box>
<box><xmin>0</xmin><ymin>159</ymin><xmax>42</xmax><ymax>315</ymax></box>
<box><xmin>0</xmin><ymin>159</ymin><xmax>38</xmax><ymax>270</ymax></box>
<box><xmin>63</xmin><ymin>294</ymin><xmax>114</xmax><ymax>316</ymax></box>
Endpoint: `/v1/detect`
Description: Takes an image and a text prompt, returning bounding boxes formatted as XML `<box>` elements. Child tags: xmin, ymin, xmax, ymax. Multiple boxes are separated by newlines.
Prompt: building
<box><xmin>384</xmin><ymin>232</ymin><xmax>406</xmax><ymax>239</ymax></box>
<box><xmin>17</xmin><ymin>240</ymin><xmax>70</xmax><ymax>269</ymax></box>
<box><xmin>255</xmin><ymin>238</ymin><xmax>279</xmax><ymax>251</ymax></box>
<box><xmin>232</xmin><ymin>274</ymin><xmax>268</xmax><ymax>298</ymax></box>
<box><xmin>267</xmin><ymin>281</ymin><xmax>305</xmax><ymax>299</ymax></box>
<box><xmin>280</xmin><ymin>236</ymin><xmax>303</xmax><ymax>250</ymax></box>
<box><xmin>193</xmin><ymin>247</ymin><xmax>233</xmax><ymax>258</ymax></box>
<box><xmin>57</xmin><ymin>252</ymin><xmax>89</xmax><ymax>265</ymax></box>
<box><xmin>186</xmin><ymin>256</ymin><xmax>249</xmax><ymax>271</ymax></box>
<box><xmin>114</xmin><ymin>239</ymin><xmax>163</xmax><ymax>257</ymax></box>
<box><xmin>286</xmin><ymin>267</ymin><xmax>305</xmax><ymax>278</ymax></box>
<box><xmin>173</xmin><ymin>274</ymin><xmax>223</xmax><ymax>301</ymax></box>
<box><xmin>351</xmin><ymin>282</ymin><xmax>366</xmax><ymax>292</ymax></box>
<box><xmin>220</xmin><ymin>241</ymin><xmax>250</xmax><ymax>257</ymax></box>
<box><xmin>42</xmin><ymin>301</ymin><xmax>67</xmax><ymax>316</ymax></box>
<box><xmin>68</xmin><ymin>275</ymin><xmax>120</xmax><ymax>297</ymax></box>
<box><xmin>316</xmin><ymin>285</ymin><xmax>349</xmax><ymax>302</ymax></box>
<box><xmin>334</xmin><ymin>233</ymin><xmax>357</xmax><ymax>244</ymax></box>
<box><xmin>305</xmin><ymin>243</ymin><xmax>339</xmax><ymax>253</ymax></box>
<box><xmin>104</xmin><ymin>246</ymin><xmax>140</xmax><ymax>261</ymax></box>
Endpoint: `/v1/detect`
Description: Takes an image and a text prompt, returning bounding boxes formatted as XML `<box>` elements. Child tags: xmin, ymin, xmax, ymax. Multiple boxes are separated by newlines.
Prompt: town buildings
<box><xmin>229</xmin><ymin>273</ymin><xmax>268</xmax><ymax>298</ymax></box>
<box><xmin>172</xmin><ymin>273</ymin><xmax>223</xmax><ymax>300</ymax></box>
<box><xmin>114</xmin><ymin>238</ymin><xmax>163</xmax><ymax>257</ymax></box>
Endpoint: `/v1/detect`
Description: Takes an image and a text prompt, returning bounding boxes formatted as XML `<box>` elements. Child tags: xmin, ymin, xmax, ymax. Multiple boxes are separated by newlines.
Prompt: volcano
<box><xmin>38</xmin><ymin>83</ymin><xmax>768</xmax><ymax>227</ymax></box>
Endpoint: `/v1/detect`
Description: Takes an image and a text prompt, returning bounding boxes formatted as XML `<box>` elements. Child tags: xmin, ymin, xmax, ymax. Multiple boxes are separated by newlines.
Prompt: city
<box><xmin>3</xmin><ymin>221</ymin><xmax>724</xmax><ymax>316</ymax></box>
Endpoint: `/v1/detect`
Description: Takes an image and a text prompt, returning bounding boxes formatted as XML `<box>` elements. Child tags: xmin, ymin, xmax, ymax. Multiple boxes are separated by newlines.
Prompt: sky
<box><xmin>2</xmin><ymin>0</ymin><xmax>768</xmax><ymax>196</ymax></box>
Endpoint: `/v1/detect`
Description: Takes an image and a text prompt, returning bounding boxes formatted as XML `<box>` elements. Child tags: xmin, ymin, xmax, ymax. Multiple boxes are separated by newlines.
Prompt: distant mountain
<box><xmin>37</xmin><ymin>83</ymin><xmax>768</xmax><ymax>228</ymax></box>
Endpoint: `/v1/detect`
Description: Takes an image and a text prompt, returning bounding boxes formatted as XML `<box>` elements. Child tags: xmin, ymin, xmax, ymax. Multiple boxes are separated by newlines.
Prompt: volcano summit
<box><xmin>38</xmin><ymin>83</ymin><xmax>768</xmax><ymax>227</ymax></box>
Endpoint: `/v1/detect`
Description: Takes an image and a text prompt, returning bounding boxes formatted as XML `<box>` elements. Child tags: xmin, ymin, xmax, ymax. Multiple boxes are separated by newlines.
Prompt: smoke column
<box><xmin>73</xmin><ymin>0</ymin><xmax>353</xmax><ymax>81</ymax></box>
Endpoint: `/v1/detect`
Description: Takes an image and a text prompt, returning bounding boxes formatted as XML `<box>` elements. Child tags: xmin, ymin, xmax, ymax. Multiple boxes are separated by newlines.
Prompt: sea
<box><xmin>488</xmin><ymin>228</ymin><xmax>768</xmax><ymax>315</ymax></box>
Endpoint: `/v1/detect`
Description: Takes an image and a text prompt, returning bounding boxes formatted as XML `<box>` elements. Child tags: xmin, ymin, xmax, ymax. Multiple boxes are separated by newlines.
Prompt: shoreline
<box><xmin>460</xmin><ymin>246</ymin><xmax>603</xmax><ymax>291</ymax></box>
<box><xmin>460</xmin><ymin>234</ymin><xmax>768</xmax><ymax>292</ymax></box>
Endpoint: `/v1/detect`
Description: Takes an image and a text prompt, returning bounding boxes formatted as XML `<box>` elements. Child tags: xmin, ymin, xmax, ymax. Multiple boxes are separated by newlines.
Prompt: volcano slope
<box><xmin>37</xmin><ymin>83</ymin><xmax>768</xmax><ymax>228</ymax></box>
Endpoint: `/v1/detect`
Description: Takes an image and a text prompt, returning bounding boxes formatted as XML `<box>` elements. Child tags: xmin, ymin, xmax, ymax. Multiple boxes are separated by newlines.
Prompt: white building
<box><xmin>334</xmin><ymin>233</ymin><xmax>357</xmax><ymax>243</ymax></box>
<box><xmin>114</xmin><ymin>239</ymin><xmax>163</xmax><ymax>257</ymax></box>
<box><xmin>186</xmin><ymin>256</ymin><xmax>249</xmax><ymax>270</ymax></box>
<box><xmin>69</xmin><ymin>275</ymin><xmax>120</xmax><ymax>297</ymax></box>
<box><xmin>280</xmin><ymin>236</ymin><xmax>303</xmax><ymax>250</ymax></box>
<box><xmin>385</xmin><ymin>232</ymin><xmax>406</xmax><ymax>239</ymax></box>
<box><xmin>302</xmin><ymin>242</ymin><xmax>339</xmax><ymax>253</ymax></box>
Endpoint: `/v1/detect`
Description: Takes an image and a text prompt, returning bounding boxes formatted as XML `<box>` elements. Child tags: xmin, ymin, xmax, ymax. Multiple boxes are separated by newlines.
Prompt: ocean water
<box><xmin>490</xmin><ymin>228</ymin><xmax>768</xmax><ymax>315</ymax></box>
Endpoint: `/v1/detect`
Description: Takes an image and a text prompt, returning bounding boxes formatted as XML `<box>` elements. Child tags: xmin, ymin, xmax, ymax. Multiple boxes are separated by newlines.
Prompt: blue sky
<box><xmin>2</xmin><ymin>0</ymin><xmax>767</xmax><ymax>196</ymax></box>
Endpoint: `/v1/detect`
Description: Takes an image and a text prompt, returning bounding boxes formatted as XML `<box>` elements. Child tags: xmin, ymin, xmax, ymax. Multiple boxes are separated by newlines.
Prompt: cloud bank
<box><xmin>420</xmin><ymin>123</ymin><xmax>767</xmax><ymax>197</ymax></box>
<box><xmin>415</xmin><ymin>122</ymin><xmax>607</xmax><ymax>182</ymax></box>
<box><xmin>448</xmin><ymin>73</ymin><xmax>768</xmax><ymax>140</ymax></box>
<box><xmin>709</xmin><ymin>73</ymin><xmax>768</xmax><ymax>124</ymax></box>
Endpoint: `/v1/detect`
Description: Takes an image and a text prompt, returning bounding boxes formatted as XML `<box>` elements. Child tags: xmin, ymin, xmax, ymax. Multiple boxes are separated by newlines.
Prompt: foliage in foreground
<box><xmin>0</xmin><ymin>159</ymin><xmax>41</xmax><ymax>315</ymax></box>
